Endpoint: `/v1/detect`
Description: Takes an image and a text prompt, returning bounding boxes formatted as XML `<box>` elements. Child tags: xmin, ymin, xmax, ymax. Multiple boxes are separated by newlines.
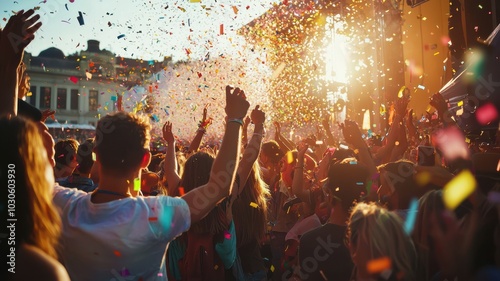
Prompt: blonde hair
<box><xmin>348</xmin><ymin>202</ymin><xmax>417</xmax><ymax>281</ymax></box>
<box><xmin>233</xmin><ymin>162</ymin><xmax>270</xmax><ymax>245</ymax></box>
<box><xmin>0</xmin><ymin>116</ymin><xmax>61</xmax><ymax>259</ymax></box>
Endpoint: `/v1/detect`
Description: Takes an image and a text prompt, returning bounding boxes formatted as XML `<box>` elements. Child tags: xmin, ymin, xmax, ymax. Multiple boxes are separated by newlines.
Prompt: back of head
<box><xmin>0</xmin><ymin>116</ymin><xmax>61</xmax><ymax>259</ymax></box>
<box><xmin>378</xmin><ymin>160</ymin><xmax>422</xmax><ymax>209</ymax></box>
<box><xmin>261</xmin><ymin>140</ymin><xmax>284</xmax><ymax>164</ymax></box>
<box><xmin>181</xmin><ymin>150</ymin><xmax>215</xmax><ymax>192</ymax></box>
<box><xmin>76</xmin><ymin>138</ymin><xmax>95</xmax><ymax>174</ymax></box>
<box><xmin>94</xmin><ymin>112</ymin><xmax>151</xmax><ymax>175</ymax></box>
<box><xmin>325</xmin><ymin>158</ymin><xmax>369</xmax><ymax>212</ymax></box>
<box><xmin>348</xmin><ymin>202</ymin><xmax>417</xmax><ymax>281</ymax></box>
<box><xmin>54</xmin><ymin>139</ymin><xmax>79</xmax><ymax>168</ymax></box>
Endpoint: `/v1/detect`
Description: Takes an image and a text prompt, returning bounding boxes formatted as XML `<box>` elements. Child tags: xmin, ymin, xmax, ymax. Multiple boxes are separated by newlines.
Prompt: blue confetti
<box><xmin>117</xmin><ymin>34</ymin><xmax>126</xmax><ymax>39</ymax></box>
<box><xmin>404</xmin><ymin>198</ymin><xmax>419</xmax><ymax>235</ymax></box>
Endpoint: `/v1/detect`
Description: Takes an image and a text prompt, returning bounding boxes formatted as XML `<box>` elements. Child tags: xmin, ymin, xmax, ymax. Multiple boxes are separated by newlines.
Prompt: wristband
<box><xmin>228</xmin><ymin>118</ymin><xmax>244</xmax><ymax>126</ymax></box>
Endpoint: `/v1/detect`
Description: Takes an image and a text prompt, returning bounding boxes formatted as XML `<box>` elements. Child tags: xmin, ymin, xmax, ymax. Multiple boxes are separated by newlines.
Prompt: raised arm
<box><xmin>182</xmin><ymin>86</ymin><xmax>249</xmax><ymax>224</ymax></box>
<box><xmin>322</xmin><ymin>116</ymin><xmax>337</xmax><ymax>147</ymax></box>
<box><xmin>292</xmin><ymin>142</ymin><xmax>311</xmax><ymax>205</ymax></box>
<box><xmin>241</xmin><ymin>116</ymin><xmax>251</xmax><ymax>147</ymax></box>
<box><xmin>232</xmin><ymin>105</ymin><xmax>265</xmax><ymax>199</ymax></box>
<box><xmin>273</xmin><ymin>121</ymin><xmax>293</xmax><ymax>153</ymax></box>
<box><xmin>188</xmin><ymin>104</ymin><xmax>211</xmax><ymax>153</ymax></box>
<box><xmin>341</xmin><ymin>120</ymin><xmax>378</xmax><ymax>178</ymax></box>
<box><xmin>162</xmin><ymin>121</ymin><xmax>181</xmax><ymax>196</ymax></box>
<box><xmin>0</xmin><ymin>9</ymin><xmax>41</xmax><ymax>116</ymax></box>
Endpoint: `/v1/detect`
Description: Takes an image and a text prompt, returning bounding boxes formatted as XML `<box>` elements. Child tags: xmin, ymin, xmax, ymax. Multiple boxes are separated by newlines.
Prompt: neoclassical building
<box><xmin>24</xmin><ymin>40</ymin><xmax>169</xmax><ymax>126</ymax></box>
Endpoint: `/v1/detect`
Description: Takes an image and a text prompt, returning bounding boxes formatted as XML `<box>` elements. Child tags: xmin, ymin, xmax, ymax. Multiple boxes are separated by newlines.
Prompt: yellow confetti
<box><xmin>232</xmin><ymin>6</ymin><xmax>239</xmax><ymax>14</ymax></box>
<box><xmin>270</xmin><ymin>265</ymin><xmax>275</xmax><ymax>272</ymax></box>
<box><xmin>134</xmin><ymin>177</ymin><xmax>141</xmax><ymax>191</ymax></box>
<box><xmin>367</xmin><ymin>256</ymin><xmax>391</xmax><ymax>274</ymax></box>
<box><xmin>249</xmin><ymin>202</ymin><xmax>259</xmax><ymax>208</ymax></box>
<box><xmin>415</xmin><ymin>171</ymin><xmax>431</xmax><ymax>186</ymax></box>
<box><xmin>286</xmin><ymin>151</ymin><xmax>294</xmax><ymax>164</ymax></box>
<box><xmin>443</xmin><ymin>170</ymin><xmax>476</xmax><ymax>210</ymax></box>
<box><xmin>457</xmin><ymin>100</ymin><xmax>464</xmax><ymax>107</ymax></box>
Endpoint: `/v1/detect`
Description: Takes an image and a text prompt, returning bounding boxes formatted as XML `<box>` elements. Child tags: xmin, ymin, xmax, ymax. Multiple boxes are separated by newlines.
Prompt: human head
<box><xmin>54</xmin><ymin>139</ymin><xmax>79</xmax><ymax>177</ymax></box>
<box><xmin>377</xmin><ymin>160</ymin><xmax>423</xmax><ymax>210</ymax></box>
<box><xmin>75</xmin><ymin>138</ymin><xmax>95</xmax><ymax>174</ymax></box>
<box><xmin>180</xmin><ymin>150</ymin><xmax>215</xmax><ymax>193</ymax></box>
<box><xmin>323</xmin><ymin>157</ymin><xmax>369</xmax><ymax>213</ymax></box>
<box><xmin>412</xmin><ymin>190</ymin><xmax>445</xmax><ymax>280</ymax></box>
<box><xmin>260</xmin><ymin>140</ymin><xmax>284</xmax><ymax>167</ymax></box>
<box><xmin>36</xmin><ymin>121</ymin><xmax>55</xmax><ymax>167</ymax></box>
<box><xmin>94</xmin><ymin>112</ymin><xmax>151</xmax><ymax>176</ymax></box>
<box><xmin>0</xmin><ymin>116</ymin><xmax>61</xmax><ymax>259</ymax></box>
<box><xmin>348</xmin><ymin>202</ymin><xmax>417</xmax><ymax>281</ymax></box>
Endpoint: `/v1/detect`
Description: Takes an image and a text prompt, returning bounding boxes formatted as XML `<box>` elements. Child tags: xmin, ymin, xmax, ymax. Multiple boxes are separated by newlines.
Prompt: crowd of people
<box><xmin>2</xmin><ymin>9</ymin><xmax>500</xmax><ymax>281</ymax></box>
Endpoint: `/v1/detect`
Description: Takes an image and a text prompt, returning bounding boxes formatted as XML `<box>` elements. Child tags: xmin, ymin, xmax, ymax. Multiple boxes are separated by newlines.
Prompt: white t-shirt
<box><xmin>285</xmin><ymin>214</ymin><xmax>321</xmax><ymax>242</ymax></box>
<box><xmin>53</xmin><ymin>185</ymin><xmax>191</xmax><ymax>281</ymax></box>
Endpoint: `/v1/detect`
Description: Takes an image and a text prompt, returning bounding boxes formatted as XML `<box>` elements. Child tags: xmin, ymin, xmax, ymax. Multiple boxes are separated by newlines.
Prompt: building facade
<box><xmin>24</xmin><ymin>40</ymin><xmax>169</xmax><ymax>126</ymax></box>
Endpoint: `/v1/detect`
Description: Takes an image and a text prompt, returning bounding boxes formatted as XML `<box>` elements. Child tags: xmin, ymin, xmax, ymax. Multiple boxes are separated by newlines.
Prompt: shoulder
<box><xmin>52</xmin><ymin>183</ymin><xmax>88</xmax><ymax>208</ymax></box>
<box><xmin>13</xmin><ymin>244</ymin><xmax>70</xmax><ymax>281</ymax></box>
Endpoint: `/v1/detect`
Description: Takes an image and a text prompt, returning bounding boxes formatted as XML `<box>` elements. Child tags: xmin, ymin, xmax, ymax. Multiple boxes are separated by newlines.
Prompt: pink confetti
<box><xmin>69</xmin><ymin>76</ymin><xmax>78</xmax><ymax>84</ymax></box>
<box><xmin>476</xmin><ymin>103</ymin><xmax>498</xmax><ymax>125</ymax></box>
<box><xmin>223</xmin><ymin>230</ymin><xmax>231</xmax><ymax>240</ymax></box>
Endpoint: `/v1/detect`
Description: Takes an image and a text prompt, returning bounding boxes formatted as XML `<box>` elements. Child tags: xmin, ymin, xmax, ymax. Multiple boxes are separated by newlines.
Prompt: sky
<box><xmin>1</xmin><ymin>0</ymin><xmax>278</xmax><ymax>61</ymax></box>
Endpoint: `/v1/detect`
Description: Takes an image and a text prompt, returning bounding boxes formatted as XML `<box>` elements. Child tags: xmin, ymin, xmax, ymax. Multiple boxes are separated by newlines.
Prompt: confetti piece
<box><xmin>271</xmin><ymin>63</ymin><xmax>286</xmax><ymax>80</ymax></box>
<box><xmin>404</xmin><ymin>198</ymin><xmax>418</xmax><ymax>234</ymax></box>
<box><xmin>117</xmin><ymin>34</ymin><xmax>126</xmax><ymax>39</ymax></box>
<box><xmin>249</xmin><ymin>202</ymin><xmax>258</xmax><ymax>208</ymax></box>
<box><xmin>415</xmin><ymin>171</ymin><xmax>431</xmax><ymax>186</ymax></box>
<box><xmin>69</xmin><ymin>76</ymin><xmax>78</xmax><ymax>84</ymax></box>
<box><xmin>134</xmin><ymin>177</ymin><xmax>141</xmax><ymax>191</ymax></box>
<box><xmin>476</xmin><ymin>103</ymin><xmax>498</xmax><ymax>125</ymax></box>
<box><xmin>457</xmin><ymin>100</ymin><xmax>464</xmax><ymax>107</ymax></box>
<box><xmin>149</xmin><ymin>217</ymin><xmax>158</xmax><ymax>222</ymax></box>
<box><xmin>417</xmin><ymin>85</ymin><xmax>425</xmax><ymax>90</ymax></box>
<box><xmin>157</xmin><ymin>273</ymin><xmax>163</xmax><ymax>277</ymax></box>
<box><xmin>178</xmin><ymin>187</ymin><xmax>185</xmax><ymax>196</ymax></box>
<box><xmin>190</xmin><ymin>0</ymin><xmax>200</xmax><ymax>2</ymax></box>
<box><xmin>113</xmin><ymin>250</ymin><xmax>121</xmax><ymax>257</ymax></box>
<box><xmin>286</xmin><ymin>151</ymin><xmax>294</xmax><ymax>164</ymax></box>
<box><xmin>270</xmin><ymin>265</ymin><xmax>275</xmax><ymax>272</ymax></box>
<box><xmin>214</xmin><ymin>265</ymin><xmax>218</xmax><ymax>270</ymax></box>
<box><xmin>224</xmin><ymin>230</ymin><xmax>231</xmax><ymax>239</ymax></box>
<box><xmin>367</xmin><ymin>257</ymin><xmax>392</xmax><ymax>274</ymax></box>
<box><xmin>443</xmin><ymin>170</ymin><xmax>476</xmax><ymax>210</ymax></box>
<box><xmin>220</xmin><ymin>24</ymin><xmax>224</xmax><ymax>35</ymax></box>
<box><xmin>111</xmin><ymin>96</ymin><xmax>117</xmax><ymax>102</ymax></box>
<box><xmin>92</xmin><ymin>152</ymin><xmax>96</xmax><ymax>161</ymax></box>
<box><xmin>77</xmin><ymin>11</ymin><xmax>84</xmax><ymax>25</ymax></box>
<box><xmin>315</xmin><ymin>140</ymin><xmax>323</xmax><ymax>145</ymax></box>
<box><xmin>232</xmin><ymin>6</ymin><xmax>239</xmax><ymax>14</ymax></box>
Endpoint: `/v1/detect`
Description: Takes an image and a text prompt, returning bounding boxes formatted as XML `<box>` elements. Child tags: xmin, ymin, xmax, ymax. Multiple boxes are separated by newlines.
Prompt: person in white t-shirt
<box><xmin>53</xmin><ymin>86</ymin><xmax>249</xmax><ymax>281</ymax></box>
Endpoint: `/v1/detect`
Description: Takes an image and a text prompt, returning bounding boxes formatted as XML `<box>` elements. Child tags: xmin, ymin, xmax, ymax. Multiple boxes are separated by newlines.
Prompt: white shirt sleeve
<box><xmin>52</xmin><ymin>183</ymin><xmax>87</xmax><ymax>210</ymax></box>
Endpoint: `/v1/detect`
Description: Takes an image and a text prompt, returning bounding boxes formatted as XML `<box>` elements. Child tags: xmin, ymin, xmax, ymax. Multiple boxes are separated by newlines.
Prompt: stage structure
<box><xmin>240</xmin><ymin>0</ymin><xmax>406</xmax><ymax>134</ymax></box>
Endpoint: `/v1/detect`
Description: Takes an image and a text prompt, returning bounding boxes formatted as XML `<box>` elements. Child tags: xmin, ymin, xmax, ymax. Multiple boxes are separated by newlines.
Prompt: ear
<box><xmin>140</xmin><ymin>150</ymin><xmax>152</xmax><ymax>169</ymax></box>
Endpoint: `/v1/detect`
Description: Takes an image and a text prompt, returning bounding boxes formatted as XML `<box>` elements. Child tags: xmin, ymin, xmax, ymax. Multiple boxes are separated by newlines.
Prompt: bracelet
<box><xmin>227</xmin><ymin>118</ymin><xmax>244</xmax><ymax>126</ymax></box>
<box><xmin>197</xmin><ymin>127</ymin><xmax>207</xmax><ymax>134</ymax></box>
<box><xmin>253</xmin><ymin>133</ymin><xmax>263</xmax><ymax>138</ymax></box>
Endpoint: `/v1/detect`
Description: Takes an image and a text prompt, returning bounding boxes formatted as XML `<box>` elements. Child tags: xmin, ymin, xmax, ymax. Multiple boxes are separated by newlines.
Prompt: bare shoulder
<box><xmin>12</xmin><ymin>244</ymin><xmax>70</xmax><ymax>281</ymax></box>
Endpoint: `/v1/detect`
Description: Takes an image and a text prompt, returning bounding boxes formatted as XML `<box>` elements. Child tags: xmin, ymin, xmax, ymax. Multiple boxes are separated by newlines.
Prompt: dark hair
<box><xmin>261</xmin><ymin>140</ymin><xmax>284</xmax><ymax>164</ymax></box>
<box><xmin>94</xmin><ymin>112</ymin><xmax>151</xmax><ymax>175</ymax></box>
<box><xmin>76</xmin><ymin>138</ymin><xmax>94</xmax><ymax>174</ymax></box>
<box><xmin>54</xmin><ymin>139</ymin><xmax>79</xmax><ymax>167</ymax></box>
<box><xmin>180</xmin><ymin>151</ymin><xmax>228</xmax><ymax>235</ymax></box>
<box><xmin>378</xmin><ymin>160</ymin><xmax>424</xmax><ymax>209</ymax></box>
<box><xmin>326</xmin><ymin>157</ymin><xmax>369</xmax><ymax>212</ymax></box>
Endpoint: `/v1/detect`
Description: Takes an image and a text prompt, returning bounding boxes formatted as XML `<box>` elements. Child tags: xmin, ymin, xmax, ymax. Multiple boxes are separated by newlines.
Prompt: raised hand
<box><xmin>340</xmin><ymin>120</ymin><xmax>364</xmax><ymax>148</ymax></box>
<box><xmin>297</xmin><ymin>142</ymin><xmax>309</xmax><ymax>157</ymax></box>
<box><xmin>395</xmin><ymin>96</ymin><xmax>410</xmax><ymax>117</ymax></box>
<box><xmin>0</xmin><ymin>9</ymin><xmax>42</xmax><ymax>66</ymax></box>
<box><xmin>225</xmin><ymin>85</ymin><xmax>249</xmax><ymax>119</ymax></box>
<box><xmin>250</xmin><ymin>105</ymin><xmax>265</xmax><ymax>125</ymax></box>
<box><xmin>41</xmin><ymin>109</ymin><xmax>55</xmax><ymax>122</ymax></box>
<box><xmin>274</xmin><ymin>121</ymin><xmax>281</xmax><ymax>135</ymax></box>
<box><xmin>162</xmin><ymin>121</ymin><xmax>175</xmax><ymax>144</ymax></box>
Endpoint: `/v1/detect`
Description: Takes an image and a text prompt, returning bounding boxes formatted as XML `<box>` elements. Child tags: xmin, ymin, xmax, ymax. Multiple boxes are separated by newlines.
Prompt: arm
<box><xmin>322</xmin><ymin>116</ymin><xmax>337</xmax><ymax>147</ymax></box>
<box><xmin>341</xmin><ymin>120</ymin><xmax>378</xmax><ymax>178</ymax></box>
<box><xmin>273</xmin><ymin>121</ymin><xmax>292</xmax><ymax>153</ymax></box>
<box><xmin>162</xmin><ymin>121</ymin><xmax>181</xmax><ymax>196</ymax></box>
<box><xmin>232</xmin><ymin>106</ymin><xmax>265</xmax><ymax>199</ymax></box>
<box><xmin>0</xmin><ymin>10</ymin><xmax>41</xmax><ymax>116</ymax></box>
<box><xmin>241</xmin><ymin>116</ymin><xmax>251</xmax><ymax>147</ymax></box>
<box><xmin>374</xmin><ymin>98</ymin><xmax>407</xmax><ymax>163</ymax></box>
<box><xmin>187</xmin><ymin>105</ymin><xmax>211</xmax><ymax>153</ymax></box>
<box><xmin>292</xmin><ymin>143</ymin><xmax>311</xmax><ymax>205</ymax></box>
<box><xmin>182</xmin><ymin>86</ymin><xmax>249</xmax><ymax>224</ymax></box>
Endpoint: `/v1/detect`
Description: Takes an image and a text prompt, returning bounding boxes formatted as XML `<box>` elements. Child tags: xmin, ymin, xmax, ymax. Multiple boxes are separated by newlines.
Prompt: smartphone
<box><xmin>417</xmin><ymin>146</ymin><xmax>435</xmax><ymax>166</ymax></box>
